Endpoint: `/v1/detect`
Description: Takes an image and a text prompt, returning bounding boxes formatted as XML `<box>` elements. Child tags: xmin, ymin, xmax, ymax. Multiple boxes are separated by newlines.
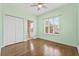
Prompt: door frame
<box><xmin>27</xmin><ymin>20</ymin><xmax>34</xmax><ymax>39</ymax></box>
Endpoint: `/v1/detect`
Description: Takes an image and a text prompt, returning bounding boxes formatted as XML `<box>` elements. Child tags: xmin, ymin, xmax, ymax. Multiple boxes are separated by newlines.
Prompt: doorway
<box><xmin>27</xmin><ymin>20</ymin><xmax>34</xmax><ymax>39</ymax></box>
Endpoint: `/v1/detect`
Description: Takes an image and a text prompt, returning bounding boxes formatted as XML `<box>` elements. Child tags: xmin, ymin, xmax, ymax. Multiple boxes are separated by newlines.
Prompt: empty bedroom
<box><xmin>0</xmin><ymin>3</ymin><xmax>79</xmax><ymax>56</ymax></box>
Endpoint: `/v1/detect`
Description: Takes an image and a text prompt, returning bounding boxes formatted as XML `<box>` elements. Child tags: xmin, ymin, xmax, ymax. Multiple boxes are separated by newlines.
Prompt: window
<box><xmin>44</xmin><ymin>16</ymin><xmax>60</xmax><ymax>34</ymax></box>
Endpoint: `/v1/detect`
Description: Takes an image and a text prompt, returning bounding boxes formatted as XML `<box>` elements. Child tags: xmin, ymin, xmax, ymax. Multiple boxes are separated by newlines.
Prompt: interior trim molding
<box><xmin>5</xmin><ymin>14</ymin><xmax>24</xmax><ymax>19</ymax></box>
<box><xmin>36</xmin><ymin>38</ymin><xmax>77</xmax><ymax>48</ymax></box>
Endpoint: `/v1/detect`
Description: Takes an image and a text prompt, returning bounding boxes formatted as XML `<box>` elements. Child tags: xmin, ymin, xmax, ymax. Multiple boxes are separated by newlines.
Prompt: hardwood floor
<box><xmin>1</xmin><ymin>38</ymin><xmax>78</xmax><ymax>56</ymax></box>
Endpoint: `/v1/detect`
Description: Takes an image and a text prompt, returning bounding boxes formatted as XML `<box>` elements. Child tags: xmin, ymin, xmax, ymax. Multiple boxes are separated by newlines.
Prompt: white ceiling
<box><xmin>4</xmin><ymin>3</ymin><xmax>68</xmax><ymax>15</ymax></box>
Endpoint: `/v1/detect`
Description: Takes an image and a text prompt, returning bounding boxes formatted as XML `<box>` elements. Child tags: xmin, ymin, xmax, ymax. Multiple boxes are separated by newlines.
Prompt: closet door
<box><xmin>3</xmin><ymin>15</ymin><xmax>24</xmax><ymax>46</ymax></box>
<box><xmin>15</xmin><ymin>17</ymin><xmax>24</xmax><ymax>43</ymax></box>
<box><xmin>3</xmin><ymin>15</ymin><xmax>24</xmax><ymax>55</ymax></box>
<box><xmin>3</xmin><ymin>15</ymin><xmax>16</xmax><ymax>46</ymax></box>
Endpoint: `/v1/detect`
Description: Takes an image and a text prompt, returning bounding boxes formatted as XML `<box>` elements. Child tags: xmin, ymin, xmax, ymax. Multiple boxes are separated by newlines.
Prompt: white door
<box><xmin>3</xmin><ymin>15</ymin><xmax>24</xmax><ymax>47</ymax></box>
<box><xmin>15</xmin><ymin>17</ymin><xmax>24</xmax><ymax>43</ymax></box>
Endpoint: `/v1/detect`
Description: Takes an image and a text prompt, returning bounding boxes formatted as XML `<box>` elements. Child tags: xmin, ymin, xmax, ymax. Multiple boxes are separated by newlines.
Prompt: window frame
<box><xmin>44</xmin><ymin>16</ymin><xmax>60</xmax><ymax>35</ymax></box>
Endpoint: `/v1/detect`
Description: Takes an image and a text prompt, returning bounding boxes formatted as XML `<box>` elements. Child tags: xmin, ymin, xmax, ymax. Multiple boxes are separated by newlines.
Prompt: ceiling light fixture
<box><xmin>31</xmin><ymin>3</ymin><xmax>47</xmax><ymax>11</ymax></box>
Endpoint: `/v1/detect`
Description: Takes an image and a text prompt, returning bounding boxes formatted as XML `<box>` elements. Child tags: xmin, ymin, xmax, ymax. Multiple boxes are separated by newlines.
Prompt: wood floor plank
<box><xmin>1</xmin><ymin>38</ymin><xmax>78</xmax><ymax>56</ymax></box>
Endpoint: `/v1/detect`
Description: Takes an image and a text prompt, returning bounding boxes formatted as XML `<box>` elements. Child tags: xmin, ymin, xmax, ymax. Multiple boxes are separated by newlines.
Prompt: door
<box><xmin>27</xmin><ymin>20</ymin><xmax>34</xmax><ymax>39</ymax></box>
<box><xmin>3</xmin><ymin>15</ymin><xmax>24</xmax><ymax>47</ymax></box>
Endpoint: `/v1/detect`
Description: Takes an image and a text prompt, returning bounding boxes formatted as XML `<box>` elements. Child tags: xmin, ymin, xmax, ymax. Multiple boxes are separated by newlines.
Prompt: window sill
<box><xmin>45</xmin><ymin>33</ymin><xmax>60</xmax><ymax>35</ymax></box>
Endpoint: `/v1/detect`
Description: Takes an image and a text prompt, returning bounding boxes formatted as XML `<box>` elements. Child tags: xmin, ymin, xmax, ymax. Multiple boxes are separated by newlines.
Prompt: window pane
<box><xmin>45</xmin><ymin>21</ymin><xmax>49</xmax><ymax>26</ymax></box>
<box><xmin>53</xmin><ymin>17</ymin><xmax>60</xmax><ymax>34</ymax></box>
<box><xmin>53</xmin><ymin>17</ymin><xmax>59</xmax><ymax>25</ymax></box>
<box><xmin>45</xmin><ymin>26</ymin><xmax>49</xmax><ymax>33</ymax></box>
<box><xmin>53</xmin><ymin>25</ymin><xmax>59</xmax><ymax>34</ymax></box>
<box><xmin>50</xmin><ymin>24</ymin><xmax>53</xmax><ymax>33</ymax></box>
<box><xmin>44</xmin><ymin>16</ymin><xmax>60</xmax><ymax>34</ymax></box>
<box><xmin>49</xmin><ymin>18</ymin><xmax>54</xmax><ymax>25</ymax></box>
